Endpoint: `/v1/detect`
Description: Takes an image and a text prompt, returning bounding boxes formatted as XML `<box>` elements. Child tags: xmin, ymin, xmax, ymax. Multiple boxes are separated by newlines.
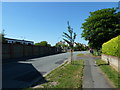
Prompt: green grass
<box><xmin>96</xmin><ymin>59</ymin><xmax>120</xmax><ymax>88</ymax></box>
<box><xmin>36</xmin><ymin>60</ymin><xmax>84</xmax><ymax>88</ymax></box>
<box><xmin>77</xmin><ymin>54</ymin><xmax>84</xmax><ymax>56</ymax></box>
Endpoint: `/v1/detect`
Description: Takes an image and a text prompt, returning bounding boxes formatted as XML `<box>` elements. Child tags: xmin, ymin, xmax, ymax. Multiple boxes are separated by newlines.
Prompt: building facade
<box><xmin>5</xmin><ymin>38</ymin><xmax>34</xmax><ymax>45</ymax></box>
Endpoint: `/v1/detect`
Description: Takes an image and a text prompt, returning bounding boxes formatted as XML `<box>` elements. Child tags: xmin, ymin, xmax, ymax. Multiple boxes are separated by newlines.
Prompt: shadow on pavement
<box><xmin>2</xmin><ymin>62</ymin><xmax>47</xmax><ymax>89</ymax></box>
<box><xmin>98</xmin><ymin>63</ymin><xmax>109</xmax><ymax>66</ymax></box>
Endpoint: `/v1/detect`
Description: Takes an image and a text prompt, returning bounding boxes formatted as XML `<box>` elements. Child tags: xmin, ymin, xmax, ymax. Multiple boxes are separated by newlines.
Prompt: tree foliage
<box><xmin>35</xmin><ymin>41</ymin><xmax>51</xmax><ymax>47</ymax></box>
<box><xmin>74</xmin><ymin>42</ymin><xmax>88</xmax><ymax>51</ymax></box>
<box><xmin>55</xmin><ymin>41</ymin><xmax>68</xmax><ymax>52</ymax></box>
<box><xmin>63</xmin><ymin>21</ymin><xmax>76</xmax><ymax>62</ymax></box>
<box><xmin>81</xmin><ymin>8</ymin><xmax>120</xmax><ymax>50</ymax></box>
<box><xmin>0</xmin><ymin>29</ymin><xmax>6</xmax><ymax>43</ymax></box>
<box><xmin>63</xmin><ymin>21</ymin><xmax>77</xmax><ymax>49</ymax></box>
<box><xmin>55</xmin><ymin>41</ymin><xmax>68</xmax><ymax>48</ymax></box>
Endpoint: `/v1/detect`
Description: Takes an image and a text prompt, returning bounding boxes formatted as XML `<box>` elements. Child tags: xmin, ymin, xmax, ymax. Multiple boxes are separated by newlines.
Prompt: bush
<box><xmin>102</xmin><ymin>35</ymin><xmax>120</xmax><ymax>57</ymax></box>
<box><xmin>93</xmin><ymin>49</ymin><xmax>101</xmax><ymax>56</ymax></box>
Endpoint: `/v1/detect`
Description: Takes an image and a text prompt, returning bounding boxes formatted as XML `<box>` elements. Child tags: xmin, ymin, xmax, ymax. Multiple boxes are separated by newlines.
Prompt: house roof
<box><xmin>5</xmin><ymin>38</ymin><xmax>34</xmax><ymax>43</ymax></box>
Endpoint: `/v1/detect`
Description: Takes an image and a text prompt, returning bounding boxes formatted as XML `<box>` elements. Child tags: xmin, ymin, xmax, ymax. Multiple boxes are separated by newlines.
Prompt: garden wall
<box><xmin>101</xmin><ymin>54</ymin><xmax>120</xmax><ymax>71</ymax></box>
<box><xmin>2</xmin><ymin>43</ymin><xmax>62</xmax><ymax>62</ymax></box>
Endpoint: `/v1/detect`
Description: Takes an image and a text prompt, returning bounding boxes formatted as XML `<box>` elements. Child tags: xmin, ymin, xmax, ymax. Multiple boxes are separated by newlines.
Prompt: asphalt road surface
<box><xmin>82</xmin><ymin>54</ymin><xmax>114</xmax><ymax>88</ymax></box>
<box><xmin>3</xmin><ymin>51</ymin><xmax>88</xmax><ymax>88</ymax></box>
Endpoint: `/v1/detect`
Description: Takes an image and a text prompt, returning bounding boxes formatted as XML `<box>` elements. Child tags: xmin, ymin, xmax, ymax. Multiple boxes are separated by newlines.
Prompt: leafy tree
<box><xmin>0</xmin><ymin>29</ymin><xmax>6</xmax><ymax>43</ymax></box>
<box><xmin>55</xmin><ymin>41</ymin><xmax>68</xmax><ymax>48</ymax></box>
<box><xmin>63</xmin><ymin>21</ymin><xmax>76</xmax><ymax>63</ymax></box>
<box><xmin>81</xmin><ymin>7</ymin><xmax>120</xmax><ymax>50</ymax></box>
<box><xmin>35</xmin><ymin>41</ymin><xmax>51</xmax><ymax>47</ymax></box>
<box><xmin>55</xmin><ymin>41</ymin><xmax>68</xmax><ymax>52</ymax></box>
<box><xmin>74</xmin><ymin>43</ymin><xmax>82</xmax><ymax>51</ymax></box>
<box><xmin>74</xmin><ymin>42</ymin><xmax>88</xmax><ymax>51</ymax></box>
<box><xmin>55</xmin><ymin>41</ymin><xmax>63</xmax><ymax>48</ymax></box>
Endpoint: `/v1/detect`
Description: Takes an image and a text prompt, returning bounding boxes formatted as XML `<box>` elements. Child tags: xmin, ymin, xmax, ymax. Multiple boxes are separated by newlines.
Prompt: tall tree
<box><xmin>63</xmin><ymin>21</ymin><xmax>76</xmax><ymax>63</ymax></box>
<box><xmin>81</xmin><ymin>7</ymin><xmax>120</xmax><ymax>50</ymax></box>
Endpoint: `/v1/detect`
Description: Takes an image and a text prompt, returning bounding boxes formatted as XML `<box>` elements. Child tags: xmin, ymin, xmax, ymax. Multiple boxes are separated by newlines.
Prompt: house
<box><xmin>5</xmin><ymin>38</ymin><xmax>34</xmax><ymax>45</ymax></box>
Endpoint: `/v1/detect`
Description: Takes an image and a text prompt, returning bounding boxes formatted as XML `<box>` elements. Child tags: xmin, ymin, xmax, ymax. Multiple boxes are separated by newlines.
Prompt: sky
<box><xmin>2</xmin><ymin>0</ymin><xmax>120</xmax><ymax>2</ymax></box>
<box><xmin>2</xmin><ymin>2</ymin><xmax>118</xmax><ymax>46</ymax></box>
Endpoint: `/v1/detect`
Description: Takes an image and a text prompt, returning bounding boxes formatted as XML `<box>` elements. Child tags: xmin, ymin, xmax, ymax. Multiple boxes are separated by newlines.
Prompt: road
<box><xmin>2</xmin><ymin>51</ymin><xmax>88</xmax><ymax>88</ymax></box>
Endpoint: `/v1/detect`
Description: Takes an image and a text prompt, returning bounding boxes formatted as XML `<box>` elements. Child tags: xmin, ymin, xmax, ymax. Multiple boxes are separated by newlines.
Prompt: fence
<box><xmin>2</xmin><ymin>43</ymin><xmax>62</xmax><ymax>62</ymax></box>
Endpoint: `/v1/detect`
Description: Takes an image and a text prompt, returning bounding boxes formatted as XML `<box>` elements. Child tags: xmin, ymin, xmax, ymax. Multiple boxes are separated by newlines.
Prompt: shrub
<box><xmin>102</xmin><ymin>35</ymin><xmax>120</xmax><ymax>57</ymax></box>
<box><xmin>93</xmin><ymin>49</ymin><xmax>102</xmax><ymax>56</ymax></box>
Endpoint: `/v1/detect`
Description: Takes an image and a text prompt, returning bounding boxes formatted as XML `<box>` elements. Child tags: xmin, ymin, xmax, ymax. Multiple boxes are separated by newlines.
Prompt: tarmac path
<box><xmin>77</xmin><ymin>54</ymin><xmax>115</xmax><ymax>88</ymax></box>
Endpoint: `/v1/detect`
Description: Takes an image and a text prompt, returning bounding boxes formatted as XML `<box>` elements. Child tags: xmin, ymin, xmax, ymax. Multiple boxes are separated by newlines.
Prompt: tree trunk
<box><xmin>70</xmin><ymin>49</ymin><xmax>73</xmax><ymax>64</ymax></box>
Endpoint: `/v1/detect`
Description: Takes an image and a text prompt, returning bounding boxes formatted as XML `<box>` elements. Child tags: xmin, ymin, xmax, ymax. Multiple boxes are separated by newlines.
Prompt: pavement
<box><xmin>81</xmin><ymin>54</ymin><xmax>115</xmax><ymax>89</ymax></box>
<box><xmin>2</xmin><ymin>51</ymin><xmax>88</xmax><ymax>88</ymax></box>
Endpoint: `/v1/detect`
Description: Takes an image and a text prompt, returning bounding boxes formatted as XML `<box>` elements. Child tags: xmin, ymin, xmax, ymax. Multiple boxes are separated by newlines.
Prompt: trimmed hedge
<box><xmin>102</xmin><ymin>35</ymin><xmax>120</xmax><ymax>58</ymax></box>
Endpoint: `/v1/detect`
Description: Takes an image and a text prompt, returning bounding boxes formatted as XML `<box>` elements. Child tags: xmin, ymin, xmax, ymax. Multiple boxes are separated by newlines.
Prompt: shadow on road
<box><xmin>2</xmin><ymin>62</ymin><xmax>47</xmax><ymax>89</ymax></box>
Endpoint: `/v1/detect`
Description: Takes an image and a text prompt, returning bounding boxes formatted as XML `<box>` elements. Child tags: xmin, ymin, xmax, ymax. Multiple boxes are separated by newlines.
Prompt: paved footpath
<box><xmin>75</xmin><ymin>54</ymin><xmax>115</xmax><ymax>89</ymax></box>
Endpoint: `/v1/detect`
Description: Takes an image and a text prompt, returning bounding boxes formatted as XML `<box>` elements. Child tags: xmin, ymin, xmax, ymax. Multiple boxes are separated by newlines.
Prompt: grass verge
<box><xmin>77</xmin><ymin>54</ymin><xmax>84</xmax><ymax>56</ymax></box>
<box><xmin>34</xmin><ymin>60</ymin><xmax>84</xmax><ymax>88</ymax></box>
<box><xmin>95</xmin><ymin>59</ymin><xmax>120</xmax><ymax>88</ymax></box>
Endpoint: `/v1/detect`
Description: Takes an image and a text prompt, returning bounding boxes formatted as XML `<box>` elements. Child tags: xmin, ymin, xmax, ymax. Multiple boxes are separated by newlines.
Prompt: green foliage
<box><xmin>102</xmin><ymin>35</ymin><xmax>120</xmax><ymax>57</ymax></box>
<box><xmin>55</xmin><ymin>43</ymin><xmax>62</xmax><ymax>47</ymax></box>
<box><xmin>55</xmin><ymin>41</ymin><xmax>68</xmax><ymax>48</ymax></box>
<box><xmin>55</xmin><ymin>41</ymin><xmax>68</xmax><ymax>52</ymax></box>
<box><xmin>63</xmin><ymin>21</ymin><xmax>77</xmax><ymax>62</ymax></box>
<box><xmin>74</xmin><ymin>43</ymin><xmax>88</xmax><ymax>51</ymax></box>
<box><xmin>35</xmin><ymin>41</ymin><xmax>51</xmax><ymax>47</ymax></box>
<box><xmin>0</xmin><ymin>29</ymin><xmax>6</xmax><ymax>43</ymax></box>
<box><xmin>63</xmin><ymin>21</ymin><xmax>77</xmax><ymax>49</ymax></box>
<box><xmin>81</xmin><ymin>8</ymin><xmax>120</xmax><ymax>50</ymax></box>
<box><xmin>93</xmin><ymin>49</ymin><xmax>102</xmax><ymax>56</ymax></box>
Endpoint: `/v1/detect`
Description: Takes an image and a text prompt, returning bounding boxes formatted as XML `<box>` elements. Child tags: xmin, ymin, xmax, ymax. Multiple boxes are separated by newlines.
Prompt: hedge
<box><xmin>102</xmin><ymin>35</ymin><xmax>120</xmax><ymax>58</ymax></box>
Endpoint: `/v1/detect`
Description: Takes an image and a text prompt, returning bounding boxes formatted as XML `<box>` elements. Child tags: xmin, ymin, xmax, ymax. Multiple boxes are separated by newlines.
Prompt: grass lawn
<box><xmin>77</xmin><ymin>54</ymin><xmax>84</xmax><ymax>56</ymax></box>
<box><xmin>95</xmin><ymin>59</ymin><xmax>120</xmax><ymax>88</ymax></box>
<box><xmin>34</xmin><ymin>60</ymin><xmax>84</xmax><ymax>88</ymax></box>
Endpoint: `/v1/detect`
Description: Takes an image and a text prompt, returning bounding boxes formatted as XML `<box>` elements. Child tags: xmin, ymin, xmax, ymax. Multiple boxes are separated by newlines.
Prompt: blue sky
<box><xmin>2</xmin><ymin>2</ymin><xmax>118</xmax><ymax>46</ymax></box>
